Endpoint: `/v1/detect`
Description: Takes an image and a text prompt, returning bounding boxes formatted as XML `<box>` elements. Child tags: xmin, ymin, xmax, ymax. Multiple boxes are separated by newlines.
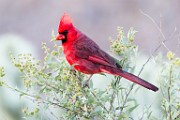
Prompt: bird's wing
<box><xmin>73</xmin><ymin>34</ymin><xmax>122</xmax><ymax>68</ymax></box>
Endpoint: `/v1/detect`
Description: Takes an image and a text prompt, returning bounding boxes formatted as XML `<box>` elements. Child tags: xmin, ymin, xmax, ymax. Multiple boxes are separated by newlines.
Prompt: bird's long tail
<box><xmin>101</xmin><ymin>67</ymin><xmax>159</xmax><ymax>92</ymax></box>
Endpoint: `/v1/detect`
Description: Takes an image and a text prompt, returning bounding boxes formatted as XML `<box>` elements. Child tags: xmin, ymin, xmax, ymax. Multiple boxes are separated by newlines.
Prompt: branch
<box><xmin>139</xmin><ymin>9</ymin><xmax>170</xmax><ymax>51</ymax></box>
<box><xmin>120</xmin><ymin>10</ymin><xmax>170</xmax><ymax>115</ymax></box>
<box><xmin>90</xmin><ymin>90</ymin><xmax>109</xmax><ymax>113</ymax></box>
<box><xmin>5</xmin><ymin>83</ymin><xmax>76</xmax><ymax>113</ymax></box>
<box><xmin>167</xmin><ymin>65</ymin><xmax>173</xmax><ymax>120</ymax></box>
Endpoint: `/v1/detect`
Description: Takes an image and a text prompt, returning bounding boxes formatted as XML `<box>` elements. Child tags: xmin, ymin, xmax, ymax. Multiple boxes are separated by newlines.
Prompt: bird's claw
<box><xmin>83</xmin><ymin>80</ymin><xmax>90</xmax><ymax>88</ymax></box>
<box><xmin>70</xmin><ymin>68</ymin><xmax>76</xmax><ymax>73</ymax></box>
<box><xmin>82</xmin><ymin>75</ymin><xmax>93</xmax><ymax>88</ymax></box>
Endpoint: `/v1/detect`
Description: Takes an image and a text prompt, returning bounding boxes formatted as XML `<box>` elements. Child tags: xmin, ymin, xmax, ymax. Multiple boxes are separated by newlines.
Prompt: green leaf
<box><xmin>127</xmin><ymin>104</ymin><xmax>139</xmax><ymax>114</ymax></box>
<box><xmin>94</xmin><ymin>106</ymin><xmax>102</xmax><ymax>113</ymax></box>
<box><xmin>116</xmin><ymin>105</ymin><xmax>128</xmax><ymax>110</ymax></box>
<box><xmin>118</xmin><ymin>113</ymin><xmax>128</xmax><ymax>120</ymax></box>
<box><xmin>0</xmin><ymin>80</ymin><xmax>4</xmax><ymax>86</ymax></box>
<box><xmin>19</xmin><ymin>93</ymin><xmax>26</xmax><ymax>98</ymax></box>
<box><xmin>147</xmin><ymin>111</ymin><xmax>152</xmax><ymax>119</ymax></box>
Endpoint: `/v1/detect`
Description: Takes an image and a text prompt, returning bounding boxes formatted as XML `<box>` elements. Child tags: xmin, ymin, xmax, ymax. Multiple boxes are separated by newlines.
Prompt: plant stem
<box><xmin>119</xmin><ymin>83</ymin><xmax>134</xmax><ymax>115</ymax></box>
<box><xmin>167</xmin><ymin>65</ymin><xmax>173</xmax><ymax>120</ymax></box>
<box><xmin>90</xmin><ymin>90</ymin><xmax>109</xmax><ymax>113</ymax></box>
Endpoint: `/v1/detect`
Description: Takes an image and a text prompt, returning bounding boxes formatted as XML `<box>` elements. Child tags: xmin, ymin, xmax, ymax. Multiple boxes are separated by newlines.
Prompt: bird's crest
<box><xmin>58</xmin><ymin>13</ymin><xmax>73</xmax><ymax>33</ymax></box>
<box><xmin>60</xmin><ymin>13</ymin><xmax>72</xmax><ymax>25</ymax></box>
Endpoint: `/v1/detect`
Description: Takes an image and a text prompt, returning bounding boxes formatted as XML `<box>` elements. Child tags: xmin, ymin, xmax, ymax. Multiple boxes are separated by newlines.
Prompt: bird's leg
<box><xmin>70</xmin><ymin>63</ymin><xmax>83</xmax><ymax>82</ymax></box>
<box><xmin>70</xmin><ymin>64</ymin><xmax>76</xmax><ymax>76</ymax></box>
<box><xmin>83</xmin><ymin>74</ymin><xmax>93</xmax><ymax>88</ymax></box>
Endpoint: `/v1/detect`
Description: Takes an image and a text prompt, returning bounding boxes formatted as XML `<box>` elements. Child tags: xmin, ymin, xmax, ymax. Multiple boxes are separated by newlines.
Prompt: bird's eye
<box><xmin>60</xmin><ymin>30</ymin><xmax>68</xmax><ymax>35</ymax></box>
<box><xmin>64</xmin><ymin>30</ymin><xmax>68</xmax><ymax>33</ymax></box>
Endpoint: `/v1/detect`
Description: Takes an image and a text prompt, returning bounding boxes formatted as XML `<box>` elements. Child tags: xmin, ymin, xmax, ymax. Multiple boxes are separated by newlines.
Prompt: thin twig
<box><xmin>90</xmin><ymin>90</ymin><xmax>109</xmax><ymax>113</ymax></box>
<box><xmin>139</xmin><ymin>10</ymin><xmax>165</xmax><ymax>39</ymax></box>
<box><xmin>47</xmin><ymin>106</ymin><xmax>61</xmax><ymax>120</ymax></box>
<box><xmin>138</xmin><ymin>10</ymin><xmax>171</xmax><ymax>75</ymax></box>
<box><xmin>138</xmin><ymin>40</ymin><xmax>166</xmax><ymax>76</ymax></box>
<box><xmin>116</xmin><ymin>91</ymin><xmax>121</xmax><ymax>113</ymax></box>
<box><xmin>119</xmin><ymin>83</ymin><xmax>134</xmax><ymax>115</ymax></box>
<box><xmin>110</xmin><ymin>77</ymin><xmax>120</xmax><ymax>112</ymax></box>
<box><xmin>5</xmin><ymin>83</ymin><xmax>80</xmax><ymax>114</ymax></box>
<box><xmin>120</xmin><ymin>10</ymin><xmax>170</xmax><ymax>115</ymax></box>
<box><xmin>5</xmin><ymin>83</ymin><xmax>37</xmax><ymax>98</ymax></box>
<box><xmin>139</xmin><ymin>9</ymin><xmax>170</xmax><ymax>51</ymax></box>
<box><xmin>167</xmin><ymin>65</ymin><xmax>173</xmax><ymax>120</ymax></box>
<box><xmin>109</xmin><ymin>90</ymin><xmax>116</xmax><ymax>111</ymax></box>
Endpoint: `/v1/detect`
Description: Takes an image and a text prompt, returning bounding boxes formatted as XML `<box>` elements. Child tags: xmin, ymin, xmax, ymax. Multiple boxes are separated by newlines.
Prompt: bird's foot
<box><xmin>83</xmin><ymin>80</ymin><xmax>90</xmax><ymax>88</ymax></box>
<box><xmin>82</xmin><ymin>74</ymin><xmax>93</xmax><ymax>88</ymax></box>
<box><xmin>70</xmin><ymin>68</ymin><xmax>76</xmax><ymax>73</ymax></box>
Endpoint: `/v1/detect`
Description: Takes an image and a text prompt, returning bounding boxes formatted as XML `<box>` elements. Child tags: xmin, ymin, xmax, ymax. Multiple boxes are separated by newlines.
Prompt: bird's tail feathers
<box><xmin>101</xmin><ymin>67</ymin><xmax>159</xmax><ymax>92</ymax></box>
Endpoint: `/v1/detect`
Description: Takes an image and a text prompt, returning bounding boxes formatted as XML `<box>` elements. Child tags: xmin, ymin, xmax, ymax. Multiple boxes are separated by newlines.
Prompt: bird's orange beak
<box><xmin>56</xmin><ymin>34</ymin><xmax>65</xmax><ymax>40</ymax></box>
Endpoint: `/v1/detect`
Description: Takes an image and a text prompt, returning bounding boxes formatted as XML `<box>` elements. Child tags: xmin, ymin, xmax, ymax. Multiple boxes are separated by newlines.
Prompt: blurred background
<box><xmin>1</xmin><ymin>0</ymin><xmax>180</xmax><ymax>55</ymax></box>
<box><xmin>0</xmin><ymin>0</ymin><xmax>180</xmax><ymax>119</ymax></box>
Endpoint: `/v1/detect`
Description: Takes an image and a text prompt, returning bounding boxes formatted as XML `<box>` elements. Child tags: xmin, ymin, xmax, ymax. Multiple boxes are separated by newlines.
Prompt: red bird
<box><xmin>56</xmin><ymin>13</ymin><xmax>158</xmax><ymax>92</ymax></box>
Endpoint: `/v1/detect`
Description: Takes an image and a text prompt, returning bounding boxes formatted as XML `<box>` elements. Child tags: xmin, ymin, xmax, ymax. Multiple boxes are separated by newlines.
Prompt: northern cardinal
<box><xmin>56</xmin><ymin>13</ymin><xmax>158</xmax><ymax>92</ymax></box>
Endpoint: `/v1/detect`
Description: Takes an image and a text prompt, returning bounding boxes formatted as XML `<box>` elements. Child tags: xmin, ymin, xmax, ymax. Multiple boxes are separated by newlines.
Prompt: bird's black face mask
<box><xmin>56</xmin><ymin>30</ymin><xmax>68</xmax><ymax>44</ymax></box>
